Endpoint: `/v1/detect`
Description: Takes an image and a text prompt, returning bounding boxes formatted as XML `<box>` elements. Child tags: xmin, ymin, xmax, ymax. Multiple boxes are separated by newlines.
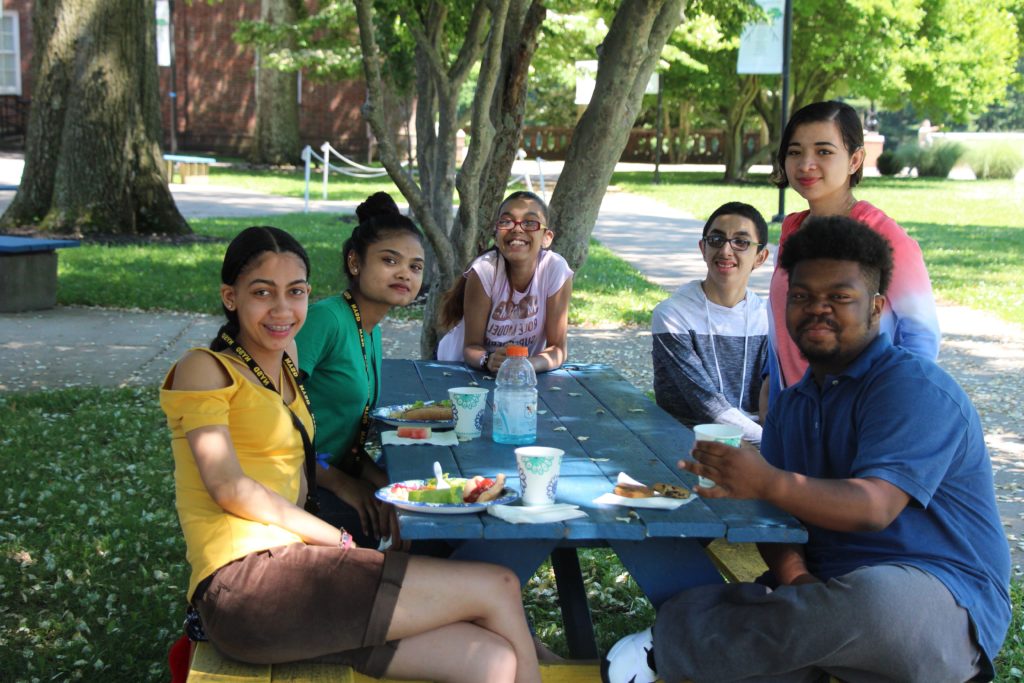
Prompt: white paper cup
<box><xmin>448</xmin><ymin>387</ymin><xmax>489</xmax><ymax>440</ymax></box>
<box><xmin>693</xmin><ymin>424</ymin><xmax>743</xmax><ymax>488</ymax></box>
<box><xmin>515</xmin><ymin>446</ymin><xmax>564</xmax><ymax>506</ymax></box>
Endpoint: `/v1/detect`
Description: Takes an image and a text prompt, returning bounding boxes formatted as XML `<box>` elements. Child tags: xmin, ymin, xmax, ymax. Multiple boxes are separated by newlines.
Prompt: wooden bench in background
<box><xmin>188</xmin><ymin>641</ymin><xmax>600</xmax><ymax>682</ymax></box>
<box><xmin>0</xmin><ymin>235</ymin><xmax>81</xmax><ymax>312</ymax></box>
<box><xmin>164</xmin><ymin>154</ymin><xmax>216</xmax><ymax>184</ymax></box>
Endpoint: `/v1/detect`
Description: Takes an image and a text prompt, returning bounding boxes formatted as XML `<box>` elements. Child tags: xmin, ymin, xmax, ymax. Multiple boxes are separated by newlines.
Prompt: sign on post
<box><xmin>156</xmin><ymin>1</ymin><xmax>171</xmax><ymax>67</ymax></box>
<box><xmin>736</xmin><ymin>0</ymin><xmax>784</xmax><ymax>74</ymax></box>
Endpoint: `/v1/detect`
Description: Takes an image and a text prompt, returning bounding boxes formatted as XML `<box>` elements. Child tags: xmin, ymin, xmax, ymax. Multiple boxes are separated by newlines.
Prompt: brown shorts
<box><xmin>194</xmin><ymin>543</ymin><xmax>410</xmax><ymax>677</ymax></box>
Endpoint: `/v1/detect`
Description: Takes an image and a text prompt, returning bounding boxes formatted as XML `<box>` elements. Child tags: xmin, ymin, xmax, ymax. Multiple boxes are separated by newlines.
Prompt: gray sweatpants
<box><xmin>653</xmin><ymin>564</ymin><xmax>983</xmax><ymax>683</ymax></box>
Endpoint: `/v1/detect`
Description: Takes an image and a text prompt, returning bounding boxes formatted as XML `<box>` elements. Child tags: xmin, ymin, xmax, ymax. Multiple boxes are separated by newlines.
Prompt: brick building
<box><xmin>0</xmin><ymin>0</ymin><xmax>371</xmax><ymax>157</ymax></box>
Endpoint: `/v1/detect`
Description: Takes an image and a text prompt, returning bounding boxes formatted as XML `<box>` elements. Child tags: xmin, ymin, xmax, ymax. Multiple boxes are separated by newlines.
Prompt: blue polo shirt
<box><xmin>762</xmin><ymin>333</ymin><xmax>1010</xmax><ymax>673</ymax></box>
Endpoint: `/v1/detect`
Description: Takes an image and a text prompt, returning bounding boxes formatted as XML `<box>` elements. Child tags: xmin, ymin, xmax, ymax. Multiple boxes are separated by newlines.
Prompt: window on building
<box><xmin>0</xmin><ymin>12</ymin><xmax>21</xmax><ymax>96</ymax></box>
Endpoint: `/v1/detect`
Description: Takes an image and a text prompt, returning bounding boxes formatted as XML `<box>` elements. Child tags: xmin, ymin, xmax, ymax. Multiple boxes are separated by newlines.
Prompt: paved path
<box><xmin>1</xmin><ymin>169</ymin><xmax>1022</xmax><ymax>572</ymax></box>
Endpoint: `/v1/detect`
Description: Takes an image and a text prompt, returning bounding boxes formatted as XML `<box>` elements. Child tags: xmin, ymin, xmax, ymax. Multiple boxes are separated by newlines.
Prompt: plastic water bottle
<box><xmin>492</xmin><ymin>345</ymin><xmax>537</xmax><ymax>445</ymax></box>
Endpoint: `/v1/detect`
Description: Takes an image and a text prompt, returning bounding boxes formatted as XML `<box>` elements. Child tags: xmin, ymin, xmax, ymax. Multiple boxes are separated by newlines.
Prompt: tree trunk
<box><xmin>721</xmin><ymin>75</ymin><xmax>759</xmax><ymax>182</ymax></box>
<box><xmin>0</xmin><ymin>0</ymin><xmax>189</xmax><ymax>236</ymax></box>
<box><xmin>548</xmin><ymin>0</ymin><xmax>684</xmax><ymax>270</ymax></box>
<box><xmin>250</xmin><ymin>0</ymin><xmax>301</xmax><ymax>165</ymax></box>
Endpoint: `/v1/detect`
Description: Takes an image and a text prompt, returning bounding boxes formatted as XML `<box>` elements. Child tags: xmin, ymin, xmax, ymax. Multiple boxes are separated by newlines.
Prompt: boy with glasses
<box><xmin>651</xmin><ymin>202</ymin><xmax>770</xmax><ymax>444</ymax></box>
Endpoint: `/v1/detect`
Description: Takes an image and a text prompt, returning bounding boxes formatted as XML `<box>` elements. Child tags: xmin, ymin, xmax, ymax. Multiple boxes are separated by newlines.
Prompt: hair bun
<box><xmin>356</xmin><ymin>192</ymin><xmax>401</xmax><ymax>223</ymax></box>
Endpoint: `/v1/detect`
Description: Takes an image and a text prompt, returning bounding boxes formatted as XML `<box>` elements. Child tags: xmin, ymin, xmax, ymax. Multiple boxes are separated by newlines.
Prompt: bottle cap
<box><xmin>506</xmin><ymin>345</ymin><xmax>528</xmax><ymax>357</ymax></box>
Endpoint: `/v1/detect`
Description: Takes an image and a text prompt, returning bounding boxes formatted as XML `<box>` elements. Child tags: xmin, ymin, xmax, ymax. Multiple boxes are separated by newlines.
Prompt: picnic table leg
<box><xmin>610</xmin><ymin>538</ymin><xmax>725</xmax><ymax>609</ymax></box>
<box><xmin>550</xmin><ymin>547</ymin><xmax>598</xmax><ymax>660</ymax></box>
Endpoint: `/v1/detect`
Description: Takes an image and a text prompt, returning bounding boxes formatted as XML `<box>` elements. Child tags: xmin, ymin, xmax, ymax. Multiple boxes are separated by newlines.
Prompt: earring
<box><xmin>226</xmin><ymin>304</ymin><xmax>234</xmax><ymax>311</ymax></box>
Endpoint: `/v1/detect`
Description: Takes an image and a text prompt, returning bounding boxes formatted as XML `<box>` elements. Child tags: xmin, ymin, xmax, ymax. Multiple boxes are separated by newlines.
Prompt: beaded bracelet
<box><xmin>338</xmin><ymin>529</ymin><xmax>354</xmax><ymax>550</ymax></box>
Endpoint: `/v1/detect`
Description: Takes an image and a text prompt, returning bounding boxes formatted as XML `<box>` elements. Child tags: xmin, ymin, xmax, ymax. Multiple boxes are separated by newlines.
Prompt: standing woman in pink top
<box><xmin>763</xmin><ymin>100</ymin><xmax>940</xmax><ymax>407</ymax></box>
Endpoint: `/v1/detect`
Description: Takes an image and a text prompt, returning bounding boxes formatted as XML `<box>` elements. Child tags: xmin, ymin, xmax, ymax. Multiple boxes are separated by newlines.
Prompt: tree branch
<box><xmin>449</xmin><ymin>0</ymin><xmax>491</xmax><ymax>87</ymax></box>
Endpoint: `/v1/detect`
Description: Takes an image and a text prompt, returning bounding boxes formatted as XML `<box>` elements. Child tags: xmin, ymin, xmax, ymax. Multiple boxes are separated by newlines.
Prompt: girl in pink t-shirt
<box><xmin>765</xmin><ymin>101</ymin><xmax>940</xmax><ymax>406</ymax></box>
<box><xmin>438</xmin><ymin>191</ymin><xmax>574</xmax><ymax>373</ymax></box>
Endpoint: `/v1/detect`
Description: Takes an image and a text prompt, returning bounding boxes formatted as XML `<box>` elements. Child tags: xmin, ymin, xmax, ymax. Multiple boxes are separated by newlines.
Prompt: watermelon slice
<box><xmin>397</xmin><ymin>426</ymin><xmax>432</xmax><ymax>439</ymax></box>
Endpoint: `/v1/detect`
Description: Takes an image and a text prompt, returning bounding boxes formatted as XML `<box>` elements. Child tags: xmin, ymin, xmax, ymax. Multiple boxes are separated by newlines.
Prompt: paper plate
<box><xmin>371</xmin><ymin>402</ymin><xmax>455</xmax><ymax>429</ymax></box>
<box><xmin>376</xmin><ymin>479</ymin><xmax>519</xmax><ymax>515</ymax></box>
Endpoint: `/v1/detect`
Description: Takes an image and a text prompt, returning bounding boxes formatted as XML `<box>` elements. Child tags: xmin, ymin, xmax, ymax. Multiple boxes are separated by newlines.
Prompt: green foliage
<box><xmin>876</xmin><ymin>150</ymin><xmax>902</xmax><ymax>176</ymax></box>
<box><xmin>965</xmin><ymin>142</ymin><xmax>1024</xmax><ymax>180</ymax></box>
<box><xmin>919</xmin><ymin>141</ymin><xmax>966</xmax><ymax>178</ymax></box>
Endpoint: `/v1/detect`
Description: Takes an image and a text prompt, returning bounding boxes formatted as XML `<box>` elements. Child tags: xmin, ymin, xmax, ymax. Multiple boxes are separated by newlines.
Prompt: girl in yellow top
<box><xmin>161</xmin><ymin>226</ymin><xmax>541</xmax><ymax>682</ymax></box>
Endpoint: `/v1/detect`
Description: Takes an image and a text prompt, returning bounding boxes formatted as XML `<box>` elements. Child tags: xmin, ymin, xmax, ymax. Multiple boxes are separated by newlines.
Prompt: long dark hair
<box><xmin>772</xmin><ymin>100</ymin><xmax>865</xmax><ymax>189</ymax></box>
<box><xmin>438</xmin><ymin>191</ymin><xmax>550</xmax><ymax>330</ymax></box>
<box><xmin>210</xmin><ymin>226</ymin><xmax>310</xmax><ymax>351</ymax></box>
<box><xmin>344</xmin><ymin>192</ymin><xmax>423</xmax><ymax>287</ymax></box>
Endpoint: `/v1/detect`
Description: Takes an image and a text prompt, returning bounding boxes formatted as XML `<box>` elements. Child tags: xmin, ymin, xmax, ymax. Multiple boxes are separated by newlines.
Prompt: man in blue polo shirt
<box><xmin>604</xmin><ymin>216</ymin><xmax>1010</xmax><ymax>683</ymax></box>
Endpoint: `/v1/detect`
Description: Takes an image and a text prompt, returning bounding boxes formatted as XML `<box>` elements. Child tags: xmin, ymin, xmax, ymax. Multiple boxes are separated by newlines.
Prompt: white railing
<box><xmin>301</xmin><ymin>144</ymin><xmax>553</xmax><ymax>212</ymax></box>
<box><xmin>507</xmin><ymin>151</ymin><xmax>551</xmax><ymax>202</ymax></box>
<box><xmin>301</xmin><ymin>142</ymin><xmax>406</xmax><ymax>212</ymax></box>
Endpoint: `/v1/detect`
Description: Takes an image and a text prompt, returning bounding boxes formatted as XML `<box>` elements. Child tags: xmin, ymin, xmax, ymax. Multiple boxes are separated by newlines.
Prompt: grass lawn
<box><xmin>209</xmin><ymin>164</ymin><xmax>402</xmax><ymax>202</ymax></box>
<box><xmin>57</xmin><ymin>214</ymin><xmax>665</xmax><ymax>327</ymax></box>
<box><xmin>612</xmin><ymin>171</ymin><xmax>1024</xmax><ymax>327</ymax></box>
<box><xmin>0</xmin><ymin>387</ymin><xmax>653</xmax><ymax>680</ymax></box>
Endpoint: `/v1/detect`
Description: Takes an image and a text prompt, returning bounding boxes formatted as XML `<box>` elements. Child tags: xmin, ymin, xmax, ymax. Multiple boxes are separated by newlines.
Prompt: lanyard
<box><xmin>341</xmin><ymin>290</ymin><xmax>378</xmax><ymax>476</ymax></box>
<box><xmin>219</xmin><ymin>331</ymin><xmax>320</xmax><ymax>512</ymax></box>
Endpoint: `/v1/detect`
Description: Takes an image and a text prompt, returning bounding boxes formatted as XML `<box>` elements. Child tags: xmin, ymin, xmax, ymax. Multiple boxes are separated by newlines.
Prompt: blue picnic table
<box><xmin>379</xmin><ymin>359</ymin><xmax>806</xmax><ymax>659</ymax></box>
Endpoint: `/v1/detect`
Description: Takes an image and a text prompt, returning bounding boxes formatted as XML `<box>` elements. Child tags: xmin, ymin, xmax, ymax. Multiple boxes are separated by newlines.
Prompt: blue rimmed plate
<box><xmin>376</xmin><ymin>479</ymin><xmax>519</xmax><ymax>515</ymax></box>
<box><xmin>371</xmin><ymin>402</ymin><xmax>456</xmax><ymax>429</ymax></box>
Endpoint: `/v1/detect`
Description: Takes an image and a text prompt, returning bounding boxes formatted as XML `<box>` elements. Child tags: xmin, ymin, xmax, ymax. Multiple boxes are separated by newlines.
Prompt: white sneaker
<box><xmin>602</xmin><ymin>627</ymin><xmax>658</xmax><ymax>683</ymax></box>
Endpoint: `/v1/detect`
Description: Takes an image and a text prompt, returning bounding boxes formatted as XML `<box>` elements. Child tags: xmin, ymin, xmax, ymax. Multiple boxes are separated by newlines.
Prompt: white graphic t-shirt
<box><xmin>437</xmin><ymin>249</ymin><xmax>574</xmax><ymax>360</ymax></box>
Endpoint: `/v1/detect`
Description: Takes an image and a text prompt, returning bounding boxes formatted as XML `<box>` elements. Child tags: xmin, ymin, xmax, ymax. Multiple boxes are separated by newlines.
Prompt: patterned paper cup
<box><xmin>448</xmin><ymin>387</ymin><xmax>490</xmax><ymax>440</ymax></box>
<box><xmin>515</xmin><ymin>446</ymin><xmax>564</xmax><ymax>506</ymax></box>
<box><xmin>693</xmin><ymin>423</ymin><xmax>743</xmax><ymax>488</ymax></box>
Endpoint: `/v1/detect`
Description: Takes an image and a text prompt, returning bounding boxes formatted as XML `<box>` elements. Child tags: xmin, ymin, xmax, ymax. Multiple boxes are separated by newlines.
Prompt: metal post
<box><xmin>654</xmin><ymin>72</ymin><xmax>663</xmax><ymax>184</ymax></box>
<box><xmin>772</xmin><ymin>0</ymin><xmax>793</xmax><ymax>223</ymax></box>
<box><xmin>168</xmin><ymin>0</ymin><xmax>178</xmax><ymax>153</ymax></box>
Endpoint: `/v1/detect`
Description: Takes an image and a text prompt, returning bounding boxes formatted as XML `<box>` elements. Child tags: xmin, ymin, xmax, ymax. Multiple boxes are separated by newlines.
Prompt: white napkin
<box><xmin>382</xmin><ymin>430</ymin><xmax>460</xmax><ymax>447</ymax></box>
<box><xmin>488</xmin><ymin>503</ymin><xmax>589</xmax><ymax>524</ymax></box>
<box><xmin>591</xmin><ymin>472</ymin><xmax>695</xmax><ymax>510</ymax></box>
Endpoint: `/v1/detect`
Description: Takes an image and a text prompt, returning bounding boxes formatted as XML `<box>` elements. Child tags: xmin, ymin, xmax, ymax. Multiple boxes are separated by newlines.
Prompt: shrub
<box><xmin>918</xmin><ymin>140</ymin><xmax>965</xmax><ymax>178</ymax></box>
<box><xmin>893</xmin><ymin>144</ymin><xmax>921</xmax><ymax>173</ymax></box>
<box><xmin>965</xmin><ymin>142</ymin><xmax>1024</xmax><ymax>180</ymax></box>
<box><xmin>876</xmin><ymin>150</ymin><xmax>901</xmax><ymax>176</ymax></box>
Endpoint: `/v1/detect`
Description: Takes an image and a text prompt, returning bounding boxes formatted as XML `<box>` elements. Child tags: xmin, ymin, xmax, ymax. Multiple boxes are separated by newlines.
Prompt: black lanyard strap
<box><xmin>340</xmin><ymin>290</ymin><xmax>378</xmax><ymax>477</ymax></box>
<box><xmin>219</xmin><ymin>331</ymin><xmax>320</xmax><ymax>512</ymax></box>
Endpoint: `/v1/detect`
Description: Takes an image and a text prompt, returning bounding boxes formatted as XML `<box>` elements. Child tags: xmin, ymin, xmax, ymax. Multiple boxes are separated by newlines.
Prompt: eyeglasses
<box><xmin>703</xmin><ymin>234</ymin><xmax>764</xmax><ymax>252</ymax></box>
<box><xmin>495</xmin><ymin>219</ymin><xmax>544</xmax><ymax>232</ymax></box>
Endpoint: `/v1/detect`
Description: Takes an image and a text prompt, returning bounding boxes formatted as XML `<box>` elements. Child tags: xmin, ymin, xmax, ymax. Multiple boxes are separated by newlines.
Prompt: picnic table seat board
<box><xmin>187</xmin><ymin>641</ymin><xmax>601</xmax><ymax>682</ymax></box>
<box><xmin>163</xmin><ymin>154</ymin><xmax>216</xmax><ymax>184</ymax></box>
<box><xmin>0</xmin><ymin>235</ymin><xmax>80</xmax><ymax>312</ymax></box>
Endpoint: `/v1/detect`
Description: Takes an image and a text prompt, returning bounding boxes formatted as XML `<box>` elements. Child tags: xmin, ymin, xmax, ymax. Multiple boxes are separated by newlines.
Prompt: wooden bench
<box><xmin>164</xmin><ymin>154</ymin><xmax>216</xmax><ymax>184</ymax></box>
<box><xmin>0</xmin><ymin>235</ymin><xmax>80</xmax><ymax>312</ymax></box>
<box><xmin>705</xmin><ymin>539</ymin><xmax>768</xmax><ymax>583</ymax></box>
<box><xmin>187</xmin><ymin>641</ymin><xmax>600</xmax><ymax>682</ymax></box>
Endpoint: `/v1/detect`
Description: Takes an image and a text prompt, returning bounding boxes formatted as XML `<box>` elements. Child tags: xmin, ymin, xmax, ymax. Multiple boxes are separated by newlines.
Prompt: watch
<box><xmin>480</xmin><ymin>351</ymin><xmax>490</xmax><ymax>369</ymax></box>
